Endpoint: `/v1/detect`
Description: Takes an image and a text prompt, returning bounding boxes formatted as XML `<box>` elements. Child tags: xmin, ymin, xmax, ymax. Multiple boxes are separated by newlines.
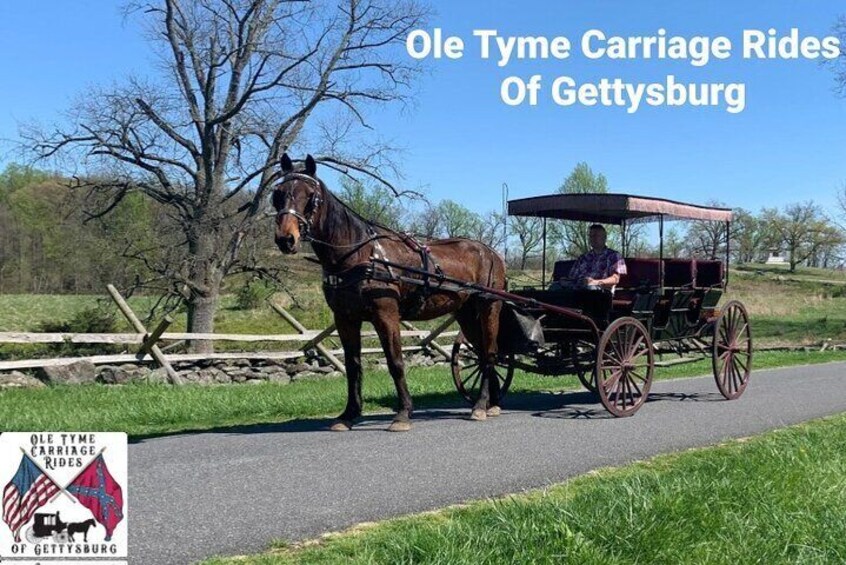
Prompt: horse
<box><xmin>67</xmin><ymin>519</ymin><xmax>96</xmax><ymax>542</ymax></box>
<box><xmin>273</xmin><ymin>153</ymin><xmax>507</xmax><ymax>432</ymax></box>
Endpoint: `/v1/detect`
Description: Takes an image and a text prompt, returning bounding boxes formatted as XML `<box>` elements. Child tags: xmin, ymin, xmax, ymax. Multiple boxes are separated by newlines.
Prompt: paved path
<box><xmin>128</xmin><ymin>362</ymin><xmax>846</xmax><ymax>564</ymax></box>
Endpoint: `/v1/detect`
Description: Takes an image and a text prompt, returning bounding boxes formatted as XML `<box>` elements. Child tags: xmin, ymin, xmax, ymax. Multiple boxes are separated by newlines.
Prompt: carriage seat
<box><xmin>552</xmin><ymin>259</ymin><xmax>577</xmax><ymax>281</ymax></box>
<box><xmin>618</xmin><ymin>258</ymin><xmax>661</xmax><ymax>289</ymax></box>
<box><xmin>695</xmin><ymin>260</ymin><xmax>724</xmax><ymax>288</ymax></box>
<box><xmin>663</xmin><ymin>259</ymin><xmax>696</xmax><ymax>288</ymax></box>
<box><xmin>613</xmin><ymin>258</ymin><xmax>662</xmax><ymax>311</ymax></box>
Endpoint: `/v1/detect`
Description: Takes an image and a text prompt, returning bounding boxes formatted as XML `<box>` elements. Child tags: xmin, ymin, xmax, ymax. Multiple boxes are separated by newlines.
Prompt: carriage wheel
<box><xmin>596</xmin><ymin>317</ymin><xmax>654</xmax><ymax>417</ymax></box>
<box><xmin>451</xmin><ymin>334</ymin><xmax>514</xmax><ymax>406</ymax></box>
<box><xmin>25</xmin><ymin>526</ymin><xmax>38</xmax><ymax>544</ymax></box>
<box><xmin>571</xmin><ymin>339</ymin><xmax>597</xmax><ymax>393</ymax></box>
<box><xmin>712</xmin><ymin>300</ymin><xmax>752</xmax><ymax>400</ymax></box>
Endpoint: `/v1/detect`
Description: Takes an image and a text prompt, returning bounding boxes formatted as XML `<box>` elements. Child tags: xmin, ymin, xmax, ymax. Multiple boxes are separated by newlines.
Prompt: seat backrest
<box><xmin>663</xmin><ymin>259</ymin><xmax>696</xmax><ymax>287</ymax></box>
<box><xmin>695</xmin><ymin>260</ymin><xmax>724</xmax><ymax>288</ymax></box>
<box><xmin>619</xmin><ymin>258</ymin><xmax>661</xmax><ymax>288</ymax></box>
<box><xmin>552</xmin><ymin>259</ymin><xmax>577</xmax><ymax>280</ymax></box>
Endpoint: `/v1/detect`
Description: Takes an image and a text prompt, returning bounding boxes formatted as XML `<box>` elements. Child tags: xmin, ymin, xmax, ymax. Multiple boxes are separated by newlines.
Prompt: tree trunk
<box><xmin>186</xmin><ymin>286</ymin><xmax>220</xmax><ymax>353</ymax></box>
<box><xmin>185</xmin><ymin>225</ymin><xmax>224</xmax><ymax>354</ymax></box>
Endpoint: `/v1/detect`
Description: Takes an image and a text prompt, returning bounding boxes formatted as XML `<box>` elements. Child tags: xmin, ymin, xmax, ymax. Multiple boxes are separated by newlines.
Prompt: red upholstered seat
<box><xmin>552</xmin><ymin>259</ymin><xmax>577</xmax><ymax>280</ymax></box>
<box><xmin>695</xmin><ymin>260</ymin><xmax>724</xmax><ymax>288</ymax></box>
<box><xmin>663</xmin><ymin>259</ymin><xmax>696</xmax><ymax>287</ymax></box>
<box><xmin>618</xmin><ymin>258</ymin><xmax>661</xmax><ymax>289</ymax></box>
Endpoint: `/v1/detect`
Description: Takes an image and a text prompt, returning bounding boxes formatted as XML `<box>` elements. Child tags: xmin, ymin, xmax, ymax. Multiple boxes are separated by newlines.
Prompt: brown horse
<box><xmin>273</xmin><ymin>154</ymin><xmax>506</xmax><ymax>432</ymax></box>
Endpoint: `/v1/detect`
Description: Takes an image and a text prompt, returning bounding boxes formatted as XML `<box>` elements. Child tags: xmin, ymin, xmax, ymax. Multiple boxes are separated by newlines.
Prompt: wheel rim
<box><xmin>451</xmin><ymin>336</ymin><xmax>514</xmax><ymax>405</ymax></box>
<box><xmin>596</xmin><ymin>318</ymin><xmax>654</xmax><ymax>417</ymax></box>
<box><xmin>712</xmin><ymin>301</ymin><xmax>752</xmax><ymax>400</ymax></box>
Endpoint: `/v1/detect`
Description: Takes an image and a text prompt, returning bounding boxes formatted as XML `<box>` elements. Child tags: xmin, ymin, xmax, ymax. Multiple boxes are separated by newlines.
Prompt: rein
<box><xmin>275</xmin><ymin>172</ymin><xmax>443</xmax><ymax>300</ymax></box>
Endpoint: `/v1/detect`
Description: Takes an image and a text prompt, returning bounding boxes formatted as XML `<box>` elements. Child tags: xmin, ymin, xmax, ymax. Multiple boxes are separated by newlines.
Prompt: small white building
<box><xmin>764</xmin><ymin>251</ymin><xmax>787</xmax><ymax>265</ymax></box>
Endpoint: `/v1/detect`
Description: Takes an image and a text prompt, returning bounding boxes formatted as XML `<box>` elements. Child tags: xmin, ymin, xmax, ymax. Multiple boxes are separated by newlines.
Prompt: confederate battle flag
<box><xmin>66</xmin><ymin>454</ymin><xmax>124</xmax><ymax>541</ymax></box>
<box><xmin>2</xmin><ymin>454</ymin><xmax>61</xmax><ymax>542</ymax></box>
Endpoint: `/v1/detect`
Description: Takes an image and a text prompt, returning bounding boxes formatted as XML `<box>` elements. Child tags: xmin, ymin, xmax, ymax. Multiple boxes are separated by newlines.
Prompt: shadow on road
<box><xmin>130</xmin><ymin>387</ymin><xmax>727</xmax><ymax>444</ymax></box>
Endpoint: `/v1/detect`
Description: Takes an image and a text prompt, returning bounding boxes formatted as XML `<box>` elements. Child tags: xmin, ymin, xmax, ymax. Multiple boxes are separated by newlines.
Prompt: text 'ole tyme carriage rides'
<box><xmin>445</xmin><ymin>193</ymin><xmax>751</xmax><ymax>417</ymax></box>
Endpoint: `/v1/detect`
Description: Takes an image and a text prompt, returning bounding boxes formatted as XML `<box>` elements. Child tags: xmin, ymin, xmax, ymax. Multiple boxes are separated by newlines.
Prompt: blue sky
<box><xmin>1</xmin><ymin>1</ymin><xmax>845</xmax><ymax>217</ymax></box>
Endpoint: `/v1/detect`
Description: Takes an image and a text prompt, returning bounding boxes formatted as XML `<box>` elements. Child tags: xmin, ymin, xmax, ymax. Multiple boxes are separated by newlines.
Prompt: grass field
<box><xmin>3</xmin><ymin>260</ymin><xmax>846</xmax><ymax>348</ymax></box>
<box><xmin>1</xmin><ymin>350</ymin><xmax>845</xmax><ymax>438</ymax></box>
<box><xmin>204</xmin><ymin>411</ymin><xmax>846</xmax><ymax>564</ymax></box>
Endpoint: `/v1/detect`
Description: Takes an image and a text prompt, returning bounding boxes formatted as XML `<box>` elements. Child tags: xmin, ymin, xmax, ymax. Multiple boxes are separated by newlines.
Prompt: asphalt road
<box><xmin>128</xmin><ymin>362</ymin><xmax>846</xmax><ymax>564</ymax></box>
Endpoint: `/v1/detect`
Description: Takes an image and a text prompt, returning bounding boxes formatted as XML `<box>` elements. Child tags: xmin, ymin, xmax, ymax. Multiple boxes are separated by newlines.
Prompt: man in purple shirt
<box><xmin>565</xmin><ymin>224</ymin><xmax>627</xmax><ymax>289</ymax></box>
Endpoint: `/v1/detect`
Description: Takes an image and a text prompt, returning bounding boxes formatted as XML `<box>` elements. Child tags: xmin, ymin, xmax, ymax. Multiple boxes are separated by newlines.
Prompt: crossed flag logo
<box><xmin>3</xmin><ymin>448</ymin><xmax>124</xmax><ymax>543</ymax></box>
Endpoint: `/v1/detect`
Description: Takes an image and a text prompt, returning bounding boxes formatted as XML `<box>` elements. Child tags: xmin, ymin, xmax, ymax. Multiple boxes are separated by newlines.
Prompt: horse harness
<box><xmin>276</xmin><ymin>172</ymin><xmax>446</xmax><ymax>314</ymax></box>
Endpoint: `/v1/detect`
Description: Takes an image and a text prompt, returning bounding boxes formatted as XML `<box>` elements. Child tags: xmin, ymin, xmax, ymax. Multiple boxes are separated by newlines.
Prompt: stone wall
<box><xmin>0</xmin><ymin>350</ymin><xmax>449</xmax><ymax>389</ymax></box>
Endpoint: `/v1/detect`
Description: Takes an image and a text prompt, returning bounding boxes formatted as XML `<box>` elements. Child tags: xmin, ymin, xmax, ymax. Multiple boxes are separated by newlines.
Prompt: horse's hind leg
<box><xmin>471</xmin><ymin>297</ymin><xmax>503</xmax><ymax>420</ymax></box>
<box><xmin>371</xmin><ymin>299</ymin><xmax>413</xmax><ymax>432</ymax></box>
<box><xmin>331</xmin><ymin>315</ymin><xmax>363</xmax><ymax>432</ymax></box>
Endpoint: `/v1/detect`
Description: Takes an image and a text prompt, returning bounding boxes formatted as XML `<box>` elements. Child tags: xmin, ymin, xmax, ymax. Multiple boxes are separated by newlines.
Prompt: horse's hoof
<box><xmin>470</xmin><ymin>409</ymin><xmax>487</xmax><ymax>421</ymax></box>
<box><xmin>486</xmin><ymin>406</ymin><xmax>502</xmax><ymax>417</ymax></box>
<box><xmin>330</xmin><ymin>420</ymin><xmax>352</xmax><ymax>432</ymax></box>
<box><xmin>388</xmin><ymin>420</ymin><xmax>412</xmax><ymax>432</ymax></box>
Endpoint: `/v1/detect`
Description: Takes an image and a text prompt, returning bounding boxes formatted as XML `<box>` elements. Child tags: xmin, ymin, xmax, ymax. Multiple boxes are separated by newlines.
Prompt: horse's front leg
<box><xmin>330</xmin><ymin>315</ymin><xmax>364</xmax><ymax>432</ymax></box>
<box><xmin>371</xmin><ymin>299</ymin><xmax>413</xmax><ymax>432</ymax></box>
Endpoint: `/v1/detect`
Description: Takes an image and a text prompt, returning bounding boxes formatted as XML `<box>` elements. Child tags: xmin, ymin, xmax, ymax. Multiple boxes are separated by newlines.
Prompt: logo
<box><xmin>0</xmin><ymin>432</ymin><xmax>127</xmax><ymax>564</ymax></box>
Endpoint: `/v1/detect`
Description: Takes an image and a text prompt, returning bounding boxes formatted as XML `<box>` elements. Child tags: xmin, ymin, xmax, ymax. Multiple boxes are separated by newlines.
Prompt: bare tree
<box><xmin>509</xmin><ymin>216</ymin><xmax>543</xmax><ymax>270</ymax></box>
<box><xmin>469</xmin><ymin>210</ymin><xmax>506</xmax><ymax>251</ymax></box>
<box><xmin>26</xmin><ymin>0</ymin><xmax>427</xmax><ymax>351</ymax></box>
<box><xmin>685</xmin><ymin>220</ymin><xmax>727</xmax><ymax>260</ymax></box>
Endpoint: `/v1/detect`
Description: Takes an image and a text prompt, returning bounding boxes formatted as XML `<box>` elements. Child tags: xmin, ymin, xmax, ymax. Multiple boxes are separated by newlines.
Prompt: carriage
<box><xmin>25</xmin><ymin>511</ymin><xmax>69</xmax><ymax>543</ymax></box>
<box><xmin>448</xmin><ymin>193</ymin><xmax>752</xmax><ymax>417</ymax></box>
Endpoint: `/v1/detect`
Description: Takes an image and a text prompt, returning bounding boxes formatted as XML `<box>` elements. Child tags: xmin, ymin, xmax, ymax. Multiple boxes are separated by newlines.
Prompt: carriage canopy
<box><xmin>507</xmin><ymin>193</ymin><xmax>733</xmax><ymax>225</ymax></box>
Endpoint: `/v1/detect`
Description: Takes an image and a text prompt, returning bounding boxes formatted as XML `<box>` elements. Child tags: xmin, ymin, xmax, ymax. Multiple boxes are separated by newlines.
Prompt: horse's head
<box><xmin>273</xmin><ymin>153</ymin><xmax>324</xmax><ymax>254</ymax></box>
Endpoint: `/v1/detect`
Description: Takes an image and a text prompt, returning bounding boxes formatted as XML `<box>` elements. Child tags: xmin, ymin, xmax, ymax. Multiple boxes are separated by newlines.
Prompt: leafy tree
<box><xmin>762</xmin><ymin>202</ymin><xmax>845</xmax><ymax>272</ymax></box>
<box><xmin>731</xmin><ymin>208</ymin><xmax>768</xmax><ymax>264</ymax></box>
<box><xmin>556</xmin><ymin>162</ymin><xmax>609</xmax><ymax>256</ymax></box>
<box><xmin>437</xmin><ymin>200</ymin><xmax>479</xmax><ymax>238</ymax></box>
<box><xmin>339</xmin><ymin>178</ymin><xmax>405</xmax><ymax>230</ymax></box>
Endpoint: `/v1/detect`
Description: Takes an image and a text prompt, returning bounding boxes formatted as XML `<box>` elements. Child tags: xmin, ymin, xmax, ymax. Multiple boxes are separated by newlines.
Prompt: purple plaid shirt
<box><xmin>569</xmin><ymin>247</ymin><xmax>627</xmax><ymax>281</ymax></box>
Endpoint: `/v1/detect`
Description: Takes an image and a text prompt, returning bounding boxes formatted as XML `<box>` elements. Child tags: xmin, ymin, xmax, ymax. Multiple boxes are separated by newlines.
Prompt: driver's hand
<box><xmin>584</xmin><ymin>277</ymin><xmax>597</xmax><ymax>286</ymax></box>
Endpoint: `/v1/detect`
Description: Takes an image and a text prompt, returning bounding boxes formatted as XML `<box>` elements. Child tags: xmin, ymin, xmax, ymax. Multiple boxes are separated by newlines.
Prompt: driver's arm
<box><xmin>585</xmin><ymin>273</ymin><xmax>620</xmax><ymax>287</ymax></box>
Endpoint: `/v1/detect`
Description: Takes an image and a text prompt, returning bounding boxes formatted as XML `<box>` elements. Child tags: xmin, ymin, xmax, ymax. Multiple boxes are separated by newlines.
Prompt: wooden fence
<box><xmin>0</xmin><ymin>285</ymin><xmax>459</xmax><ymax>384</ymax></box>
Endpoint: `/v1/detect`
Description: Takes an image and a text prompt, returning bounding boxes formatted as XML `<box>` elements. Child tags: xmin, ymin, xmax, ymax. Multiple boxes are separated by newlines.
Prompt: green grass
<box><xmin>3</xmin><ymin>262</ymin><xmax>846</xmax><ymax>348</ymax></box>
<box><xmin>1</xmin><ymin>350</ymin><xmax>845</xmax><ymax>438</ymax></box>
<box><xmin>204</xmin><ymin>411</ymin><xmax>846</xmax><ymax>564</ymax></box>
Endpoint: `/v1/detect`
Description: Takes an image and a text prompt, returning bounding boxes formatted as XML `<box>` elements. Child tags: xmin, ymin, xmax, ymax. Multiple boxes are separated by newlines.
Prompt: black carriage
<box><xmin>25</xmin><ymin>511</ymin><xmax>68</xmax><ymax>543</ymax></box>
<box><xmin>450</xmin><ymin>193</ymin><xmax>752</xmax><ymax>417</ymax></box>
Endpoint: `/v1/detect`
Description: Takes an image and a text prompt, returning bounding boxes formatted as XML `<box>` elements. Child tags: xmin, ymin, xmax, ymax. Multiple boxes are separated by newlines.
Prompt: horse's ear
<box><xmin>280</xmin><ymin>153</ymin><xmax>293</xmax><ymax>174</ymax></box>
<box><xmin>305</xmin><ymin>154</ymin><xmax>317</xmax><ymax>176</ymax></box>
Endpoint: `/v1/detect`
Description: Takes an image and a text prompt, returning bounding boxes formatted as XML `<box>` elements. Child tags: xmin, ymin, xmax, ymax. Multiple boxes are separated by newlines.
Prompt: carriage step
<box><xmin>654</xmin><ymin>356</ymin><xmax>702</xmax><ymax>367</ymax></box>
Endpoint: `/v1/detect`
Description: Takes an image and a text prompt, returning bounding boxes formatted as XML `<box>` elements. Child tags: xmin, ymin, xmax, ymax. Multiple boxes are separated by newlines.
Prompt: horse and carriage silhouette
<box><xmin>24</xmin><ymin>511</ymin><xmax>96</xmax><ymax>544</ymax></box>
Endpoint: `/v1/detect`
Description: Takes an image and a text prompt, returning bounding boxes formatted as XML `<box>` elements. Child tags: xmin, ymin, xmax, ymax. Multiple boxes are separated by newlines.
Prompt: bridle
<box><xmin>275</xmin><ymin>173</ymin><xmax>323</xmax><ymax>241</ymax></box>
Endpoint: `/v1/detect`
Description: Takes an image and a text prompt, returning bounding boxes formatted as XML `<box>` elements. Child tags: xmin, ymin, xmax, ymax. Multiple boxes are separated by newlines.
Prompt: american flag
<box><xmin>2</xmin><ymin>454</ymin><xmax>60</xmax><ymax>542</ymax></box>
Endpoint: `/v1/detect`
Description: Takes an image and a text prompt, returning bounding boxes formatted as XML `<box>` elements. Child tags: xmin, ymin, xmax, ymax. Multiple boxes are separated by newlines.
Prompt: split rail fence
<box><xmin>0</xmin><ymin>285</ymin><xmax>459</xmax><ymax>385</ymax></box>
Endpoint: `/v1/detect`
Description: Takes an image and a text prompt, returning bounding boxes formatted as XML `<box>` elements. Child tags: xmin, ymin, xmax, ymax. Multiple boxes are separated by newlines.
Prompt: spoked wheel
<box><xmin>570</xmin><ymin>339</ymin><xmax>597</xmax><ymax>393</ymax></box>
<box><xmin>451</xmin><ymin>334</ymin><xmax>514</xmax><ymax>406</ymax></box>
<box><xmin>712</xmin><ymin>300</ymin><xmax>752</xmax><ymax>400</ymax></box>
<box><xmin>596</xmin><ymin>317</ymin><xmax>654</xmax><ymax>417</ymax></box>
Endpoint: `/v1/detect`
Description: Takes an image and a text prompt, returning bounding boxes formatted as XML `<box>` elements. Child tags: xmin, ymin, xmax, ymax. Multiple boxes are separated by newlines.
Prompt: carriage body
<box><xmin>451</xmin><ymin>193</ymin><xmax>753</xmax><ymax>417</ymax></box>
<box><xmin>24</xmin><ymin>512</ymin><xmax>69</xmax><ymax>543</ymax></box>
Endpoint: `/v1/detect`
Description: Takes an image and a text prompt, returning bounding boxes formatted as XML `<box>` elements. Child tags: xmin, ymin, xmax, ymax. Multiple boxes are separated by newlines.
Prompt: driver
<box><xmin>563</xmin><ymin>224</ymin><xmax>627</xmax><ymax>289</ymax></box>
